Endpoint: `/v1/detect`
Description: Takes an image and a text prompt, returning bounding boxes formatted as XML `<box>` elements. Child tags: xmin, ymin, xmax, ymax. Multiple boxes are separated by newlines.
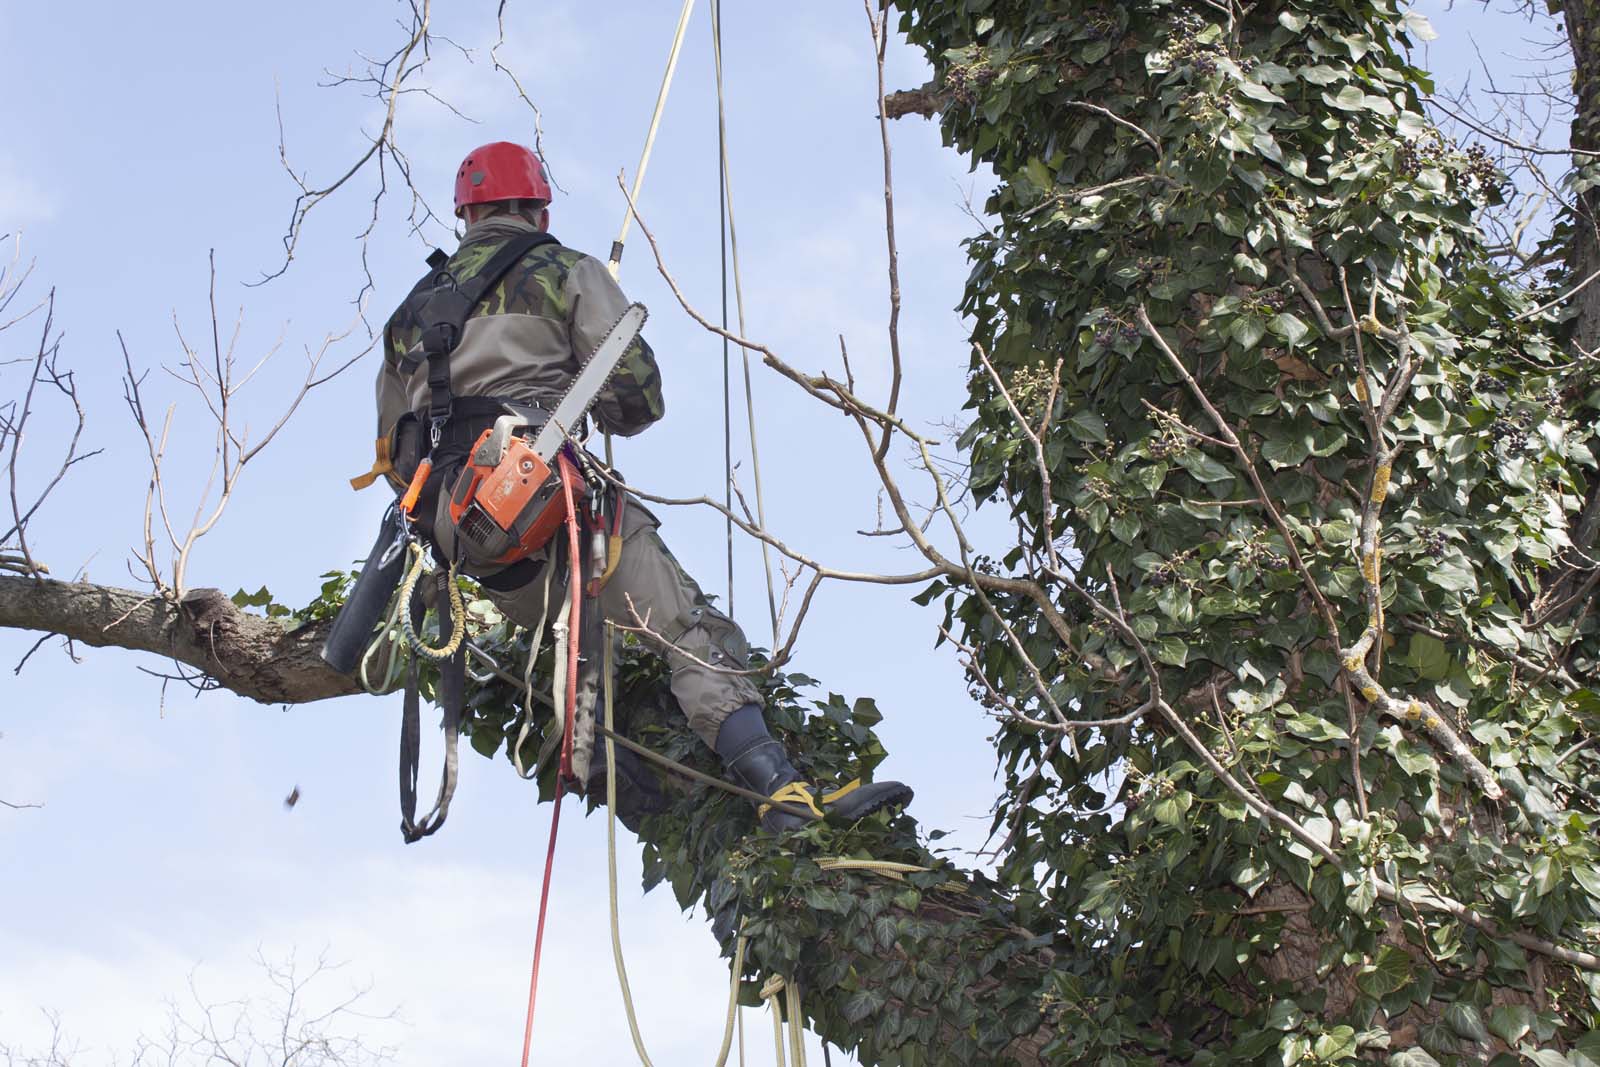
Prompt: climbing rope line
<box><xmin>709</xmin><ymin>0</ymin><xmax>781</xmax><ymax>645</ymax></box>
<box><xmin>608</xmin><ymin>0</ymin><xmax>697</xmax><ymax>280</ymax></box>
<box><xmin>603</xmin><ymin>0</ymin><xmax>694</xmax><ymax>468</ymax></box>
<box><xmin>715</xmin><ymin>0</ymin><xmax>734</xmax><ymax>615</ymax></box>
<box><xmin>518</xmin><ymin>456</ymin><xmax>586</xmax><ymax>1067</ymax></box>
<box><xmin>604</xmin><ymin>621</ymin><xmax>751</xmax><ymax>1067</ymax></box>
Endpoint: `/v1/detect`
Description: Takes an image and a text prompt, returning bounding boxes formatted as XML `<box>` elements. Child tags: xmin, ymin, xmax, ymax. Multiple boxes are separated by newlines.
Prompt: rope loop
<box><xmin>398</xmin><ymin>541</ymin><xmax>465</xmax><ymax>662</ymax></box>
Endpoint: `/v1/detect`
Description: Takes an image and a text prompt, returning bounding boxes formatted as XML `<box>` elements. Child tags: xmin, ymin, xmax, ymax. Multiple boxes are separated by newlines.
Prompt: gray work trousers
<box><xmin>435</xmin><ymin>492</ymin><xmax>760</xmax><ymax>782</ymax></box>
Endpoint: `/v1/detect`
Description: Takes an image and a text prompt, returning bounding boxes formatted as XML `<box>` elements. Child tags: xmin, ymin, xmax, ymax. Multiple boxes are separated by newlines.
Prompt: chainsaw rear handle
<box><xmin>321</xmin><ymin>505</ymin><xmax>409</xmax><ymax>676</ymax></box>
<box><xmin>471</xmin><ymin>401</ymin><xmax>548</xmax><ymax>468</ymax></box>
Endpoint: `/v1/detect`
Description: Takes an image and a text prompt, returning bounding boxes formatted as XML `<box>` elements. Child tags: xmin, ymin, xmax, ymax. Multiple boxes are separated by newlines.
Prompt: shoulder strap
<box><xmin>413</xmin><ymin>230</ymin><xmax>562</xmax><ymax>431</ymax></box>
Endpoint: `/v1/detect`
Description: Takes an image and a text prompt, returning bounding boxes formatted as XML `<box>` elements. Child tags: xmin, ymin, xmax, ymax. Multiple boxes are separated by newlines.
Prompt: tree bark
<box><xmin>0</xmin><ymin>575</ymin><xmax>356</xmax><ymax>704</ymax></box>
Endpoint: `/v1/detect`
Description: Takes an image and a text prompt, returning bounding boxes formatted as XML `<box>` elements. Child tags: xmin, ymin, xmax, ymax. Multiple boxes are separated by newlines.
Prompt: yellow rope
<box><xmin>603</xmin><ymin>623</ymin><xmax>748</xmax><ymax>1067</ymax></box>
<box><xmin>398</xmin><ymin>541</ymin><xmax>464</xmax><ymax>662</ymax></box>
<box><xmin>608</xmin><ymin>0</ymin><xmax>696</xmax><ymax>280</ymax></box>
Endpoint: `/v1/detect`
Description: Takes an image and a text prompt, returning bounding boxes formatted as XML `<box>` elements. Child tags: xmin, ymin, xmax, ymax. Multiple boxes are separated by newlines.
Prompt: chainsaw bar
<box><xmin>530</xmin><ymin>302</ymin><xmax>647</xmax><ymax>462</ymax></box>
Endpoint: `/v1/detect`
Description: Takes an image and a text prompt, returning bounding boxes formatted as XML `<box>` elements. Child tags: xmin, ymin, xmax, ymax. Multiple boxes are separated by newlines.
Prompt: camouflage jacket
<box><xmin>375</xmin><ymin>215</ymin><xmax>664</xmax><ymax>445</ymax></box>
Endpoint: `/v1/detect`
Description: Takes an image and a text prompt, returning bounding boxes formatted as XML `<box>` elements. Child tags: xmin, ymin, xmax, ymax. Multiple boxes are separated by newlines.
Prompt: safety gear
<box><xmin>714</xmin><ymin>704</ymin><xmax>914</xmax><ymax>832</ymax></box>
<box><xmin>447</xmin><ymin>300</ymin><xmax>644</xmax><ymax>567</ymax></box>
<box><xmin>377</xmin><ymin>215</ymin><xmax>664</xmax><ymax>485</ymax></box>
<box><xmin>454</xmin><ymin>141</ymin><xmax>553</xmax><ymax>216</ymax></box>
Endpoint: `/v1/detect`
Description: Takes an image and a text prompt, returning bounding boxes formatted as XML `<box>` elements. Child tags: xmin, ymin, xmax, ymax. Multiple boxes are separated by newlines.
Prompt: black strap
<box><xmin>399</xmin><ymin>572</ymin><xmax>467</xmax><ymax>843</ymax></box>
<box><xmin>407</xmin><ymin>230</ymin><xmax>561</xmax><ymax>425</ymax></box>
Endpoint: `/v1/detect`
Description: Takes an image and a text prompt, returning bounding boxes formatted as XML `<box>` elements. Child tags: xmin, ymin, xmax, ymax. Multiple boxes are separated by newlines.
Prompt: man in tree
<box><xmin>367</xmin><ymin>140</ymin><xmax>911</xmax><ymax>830</ymax></box>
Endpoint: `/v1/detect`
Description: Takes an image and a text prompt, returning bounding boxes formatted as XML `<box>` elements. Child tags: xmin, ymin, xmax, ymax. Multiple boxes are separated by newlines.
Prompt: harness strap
<box><xmin>398</xmin><ymin>574</ymin><xmax>466</xmax><ymax>843</ymax></box>
<box><xmin>400</xmin><ymin>230</ymin><xmax>560</xmax><ymax>428</ymax></box>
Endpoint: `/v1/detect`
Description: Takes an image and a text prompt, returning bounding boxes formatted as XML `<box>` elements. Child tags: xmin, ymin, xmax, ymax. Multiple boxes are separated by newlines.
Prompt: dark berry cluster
<box><xmin>944</xmin><ymin>62</ymin><xmax>996</xmax><ymax>107</ymax></box>
<box><xmin>1094</xmin><ymin>320</ymin><xmax>1141</xmax><ymax>346</ymax></box>
<box><xmin>1395</xmin><ymin>132</ymin><xmax>1446</xmax><ymax>178</ymax></box>
<box><xmin>1418</xmin><ymin>528</ymin><xmax>1448</xmax><ymax>559</ymax></box>
<box><xmin>1167</xmin><ymin>12</ymin><xmax>1222</xmax><ymax>75</ymax></box>
<box><xmin>1540</xmin><ymin>385</ymin><xmax>1563</xmax><ymax>411</ymax></box>
<box><xmin>1463</xmin><ymin>143</ymin><xmax>1500</xmax><ymax>195</ymax></box>
<box><xmin>1240</xmin><ymin>539</ymin><xmax>1291</xmax><ymax>572</ymax></box>
<box><xmin>1147</xmin><ymin>549</ymin><xmax>1195</xmax><ymax>588</ymax></box>
<box><xmin>1490</xmin><ymin>409</ymin><xmax>1535</xmax><ymax>453</ymax></box>
<box><xmin>1083</xmin><ymin>9</ymin><xmax>1119</xmax><ymax>41</ymax></box>
<box><xmin>1245</xmin><ymin>287</ymin><xmax>1289</xmax><ymax>315</ymax></box>
<box><xmin>1148</xmin><ymin>429</ymin><xmax>1191</xmax><ymax>459</ymax></box>
<box><xmin>1479</xmin><ymin>375</ymin><xmax>1508</xmax><ymax>395</ymax></box>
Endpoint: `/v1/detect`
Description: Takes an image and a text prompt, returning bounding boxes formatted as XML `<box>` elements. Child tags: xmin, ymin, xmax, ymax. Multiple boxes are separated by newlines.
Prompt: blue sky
<box><xmin>0</xmin><ymin>1</ymin><xmax>1562</xmax><ymax>1064</ymax></box>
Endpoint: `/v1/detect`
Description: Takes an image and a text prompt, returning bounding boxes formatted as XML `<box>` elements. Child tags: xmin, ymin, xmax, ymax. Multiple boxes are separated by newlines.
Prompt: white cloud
<box><xmin>0</xmin><ymin>825</ymin><xmax>854</xmax><ymax>1065</ymax></box>
<box><xmin>0</xmin><ymin>156</ymin><xmax>57</xmax><ymax>230</ymax></box>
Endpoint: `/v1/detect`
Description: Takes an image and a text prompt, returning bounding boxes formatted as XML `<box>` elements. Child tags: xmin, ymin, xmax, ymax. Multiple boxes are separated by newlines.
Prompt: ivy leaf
<box><xmin>1283</xmin><ymin>712</ymin><xmax>1348</xmax><ymax>742</ymax></box>
<box><xmin>1405</xmin><ymin>634</ymin><xmax>1451</xmax><ymax>681</ymax></box>
<box><xmin>1400</xmin><ymin>11</ymin><xmax>1439</xmax><ymax>41</ymax></box>
<box><xmin>1389</xmin><ymin>1051</ymin><xmax>1441</xmax><ymax>1067</ymax></box>
<box><xmin>1066</xmin><ymin>410</ymin><xmax>1108</xmax><ymax>443</ymax></box>
<box><xmin>1314</xmin><ymin>1027</ymin><xmax>1358</xmax><ymax>1062</ymax></box>
<box><xmin>1176</xmin><ymin>450</ymin><xmax>1234</xmax><ymax>485</ymax></box>
<box><xmin>1326</xmin><ymin>85</ymin><xmax>1366</xmax><ymax>111</ymax></box>
<box><xmin>1268</xmin><ymin>312</ymin><xmax>1310</xmax><ymax>347</ymax></box>
<box><xmin>1426</xmin><ymin>560</ymin><xmax>1478</xmax><ymax>594</ymax></box>
<box><xmin>1487</xmin><ymin>1004</ymin><xmax>1534</xmax><ymax>1046</ymax></box>
<box><xmin>1445</xmin><ymin>1002</ymin><xmax>1489</xmax><ymax>1043</ymax></box>
<box><xmin>1153</xmin><ymin>637</ymin><xmax>1189</xmax><ymax>667</ymax></box>
<box><xmin>1152</xmin><ymin>790</ymin><xmax>1193</xmax><ymax>827</ymax></box>
<box><xmin>1356</xmin><ymin>946</ymin><xmax>1414</xmax><ymax>998</ymax></box>
<box><xmin>1347</xmin><ymin>870</ymin><xmax>1379</xmax><ymax>915</ymax></box>
<box><xmin>1571</xmin><ymin>863</ymin><xmax>1600</xmax><ymax>902</ymax></box>
<box><xmin>1231</xmin><ymin>315</ymin><xmax>1266</xmax><ymax>351</ymax></box>
<box><xmin>1238</xmin><ymin>81</ymin><xmax>1285</xmax><ymax>104</ymax></box>
<box><xmin>1262</xmin><ymin>431</ymin><xmax>1311</xmax><ymax>469</ymax></box>
<box><xmin>842</xmin><ymin>987</ymin><xmax>887</xmax><ymax>1024</ymax></box>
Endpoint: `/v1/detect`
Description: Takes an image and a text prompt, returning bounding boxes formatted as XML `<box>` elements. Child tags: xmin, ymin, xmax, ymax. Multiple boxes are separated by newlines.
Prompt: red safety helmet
<box><xmin>453</xmin><ymin>142</ymin><xmax>553</xmax><ymax>217</ymax></box>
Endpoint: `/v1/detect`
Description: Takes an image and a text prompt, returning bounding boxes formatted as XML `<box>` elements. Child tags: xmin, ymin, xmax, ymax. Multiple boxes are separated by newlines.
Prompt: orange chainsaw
<box><xmin>398</xmin><ymin>303</ymin><xmax>646</xmax><ymax>567</ymax></box>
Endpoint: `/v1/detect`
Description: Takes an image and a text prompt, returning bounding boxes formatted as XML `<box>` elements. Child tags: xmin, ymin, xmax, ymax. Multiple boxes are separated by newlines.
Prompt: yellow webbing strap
<box><xmin>350</xmin><ymin>438</ymin><xmax>394</xmax><ymax>491</ymax></box>
<box><xmin>755</xmin><ymin>778</ymin><xmax>867</xmax><ymax>823</ymax></box>
<box><xmin>821</xmin><ymin>779</ymin><xmax>861</xmax><ymax>805</ymax></box>
<box><xmin>759</xmin><ymin>781</ymin><xmax>824</xmax><ymax>822</ymax></box>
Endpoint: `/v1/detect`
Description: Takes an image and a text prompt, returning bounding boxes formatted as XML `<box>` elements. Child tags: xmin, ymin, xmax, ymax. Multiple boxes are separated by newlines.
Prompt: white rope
<box><xmin>603</xmin><ymin>622</ymin><xmax>748</xmax><ymax>1067</ymax></box>
<box><xmin>609</xmin><ymin>0</ymin><xmax>697</xmax><ymax>280</ymax></box>
<box><xmin>708</xmin><ymin>0</ymin><xmax>780</xmax><ymax>644</ymax></box>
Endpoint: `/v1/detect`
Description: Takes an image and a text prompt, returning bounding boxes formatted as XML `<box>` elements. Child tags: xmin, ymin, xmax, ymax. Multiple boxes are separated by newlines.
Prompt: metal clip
<box><xmin>376</xmin><ymin>504</ymin><xmax>411</xmax><ymax>568</ymax></box>
<box><xmin>377</xmin><ymin>530</ymin><xmax>406</xmax><ymax>570</ymax></box>
<box><xmin>464</xmin><ymin>641</ymin><xmax>503</xmax><ymax>684</ymax></box>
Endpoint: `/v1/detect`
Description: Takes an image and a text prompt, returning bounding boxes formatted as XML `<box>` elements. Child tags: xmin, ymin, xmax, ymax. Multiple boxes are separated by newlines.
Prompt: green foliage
<box><xmin>894</xmin><ymin>0</ymin><xmax>1600</xmax><ymax>1062</ymax></box>
<box><xmin>381</xmin><ymin>603</ymin><xmax>1053</xmax><ymax>1066</ymax></box>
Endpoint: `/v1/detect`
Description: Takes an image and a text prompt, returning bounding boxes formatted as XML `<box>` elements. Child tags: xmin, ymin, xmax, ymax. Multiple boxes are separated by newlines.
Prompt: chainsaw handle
<box><xmin>472</xmin><ymin>403</ymin><xmax>549</xmax><ymax>468</ymax></box>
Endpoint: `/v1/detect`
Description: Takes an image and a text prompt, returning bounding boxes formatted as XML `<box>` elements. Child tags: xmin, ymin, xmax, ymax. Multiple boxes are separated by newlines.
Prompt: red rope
<box><xmin>519</xmin><ymin>455</ymin><xmax>586</xmax><ymax>1067</ymax></box>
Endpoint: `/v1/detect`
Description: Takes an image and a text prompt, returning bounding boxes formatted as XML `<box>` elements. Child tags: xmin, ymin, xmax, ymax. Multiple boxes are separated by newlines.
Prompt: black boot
<box><xmin>714</xmin><ymin>704</ymin><xmax>913</xmax><ymax>832</ymax></box>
